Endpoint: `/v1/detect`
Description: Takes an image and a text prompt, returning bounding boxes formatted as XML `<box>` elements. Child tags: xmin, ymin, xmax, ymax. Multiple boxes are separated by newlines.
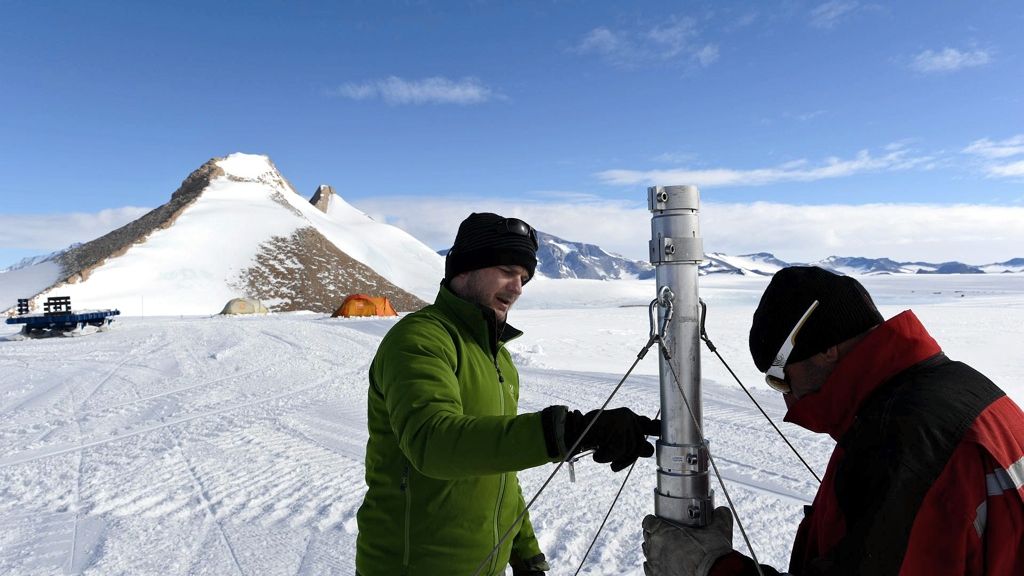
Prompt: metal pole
<box><xmin>648</xmin><ymin>185</ymin><xmax>713</xmax><ymax>527</ymax></box>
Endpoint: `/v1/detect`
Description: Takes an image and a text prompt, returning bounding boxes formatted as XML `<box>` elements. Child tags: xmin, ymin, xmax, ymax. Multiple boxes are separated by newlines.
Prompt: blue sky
<box><xmin>2</xmin><ymin>0</ymin><xmax>1023</xmax><ymax>266</ymax></box>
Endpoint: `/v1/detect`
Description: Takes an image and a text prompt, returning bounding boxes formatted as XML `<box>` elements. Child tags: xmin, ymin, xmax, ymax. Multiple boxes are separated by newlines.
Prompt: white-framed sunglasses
<box><xmin>764</xmin><ymin>300</ymin><xmax>820</xmax><ymax>394</ymax></box>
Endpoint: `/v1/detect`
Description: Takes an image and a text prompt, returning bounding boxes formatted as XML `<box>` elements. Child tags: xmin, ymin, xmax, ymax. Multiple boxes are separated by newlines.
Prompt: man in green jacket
<box><xmin>356</xmin><ymin>212</ymin><xmax>660</xmax><ymax>575</ymax></box>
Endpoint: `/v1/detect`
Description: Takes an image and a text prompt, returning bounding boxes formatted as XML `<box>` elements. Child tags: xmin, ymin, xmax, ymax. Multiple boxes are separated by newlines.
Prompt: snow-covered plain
<box><xmin>1</xmin><ymin>274</ymin><xmax>1022</xmax><ymax>575</ymax></box>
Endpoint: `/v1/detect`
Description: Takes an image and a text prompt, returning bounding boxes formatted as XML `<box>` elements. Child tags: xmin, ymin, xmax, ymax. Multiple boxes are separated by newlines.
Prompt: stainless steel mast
<box><xmin>649</xmin><ymin>185</ymin><xmax>713</xmax><ymax>527</ymax></box>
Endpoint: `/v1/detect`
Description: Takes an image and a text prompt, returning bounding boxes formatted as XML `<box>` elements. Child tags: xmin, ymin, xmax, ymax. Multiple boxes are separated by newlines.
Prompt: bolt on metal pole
<box><xmin>648</xmin><ymin>185</ymin><xmax>713</xmax><ymax>527</ymax></box>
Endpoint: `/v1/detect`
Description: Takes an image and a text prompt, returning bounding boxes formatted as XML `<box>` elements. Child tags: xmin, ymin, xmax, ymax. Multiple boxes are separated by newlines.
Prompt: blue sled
<box><xmin>6</xmin><ymin>309</ymin><xmax>121</xmax><ymax>333</ymax></box>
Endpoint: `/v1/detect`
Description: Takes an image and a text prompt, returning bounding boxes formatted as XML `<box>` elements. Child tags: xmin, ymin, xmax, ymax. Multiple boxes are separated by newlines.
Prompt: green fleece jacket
<box><xmin>355</xmin><ymin>285</ymin><xmax>553</xmax><ymax>576</ymax></box>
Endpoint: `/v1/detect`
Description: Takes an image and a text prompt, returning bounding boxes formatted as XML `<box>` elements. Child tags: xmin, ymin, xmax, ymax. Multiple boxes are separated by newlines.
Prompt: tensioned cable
<box><xmin>573</xmin><ymin>299</ymin><xmax>822</xmax><ymax>575</ymax></box>
<box><xmin>475</xmin><ymin>295</ymin><xmax>814</xmax><ymax>575</ymax></box>
<box><xmin>566</xmin><ymin>297</ymin><xmax>673</xmax><ymax>573</ymax></box>
<box><xmin>470</xmin><ymin>299</ymin><xmax>666</xmax><ymax>576</ymax></box>
<box><xmin>658</xmin><ymin>338</ymin><xmax>766</xmax><ymax>576</ymax></box>
<box><xmin>571</xmin><ymin>408</ymin><xmax>661</xmax><ymax>576</ymax></box>
<box><xmin>698</xmin><ymin>299</ymin><xmax>821</xmax><ymax>485</ymax></box>
<box><xmin>572</xmin><ymin>297</ymin><xmax>822</xmax><ymax>574</ymax></box>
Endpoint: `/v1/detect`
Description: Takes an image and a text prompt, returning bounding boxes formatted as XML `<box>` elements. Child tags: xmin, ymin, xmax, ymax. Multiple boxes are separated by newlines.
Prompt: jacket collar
<box><xmin>434</xmin><ymin>283</ymin><xmax>523</xmax><ymax>356</ymax></box>
<box><xmin>783</xmin><ymin>310</ymin><xmax>942</xmax><ymax>441</ymax></box>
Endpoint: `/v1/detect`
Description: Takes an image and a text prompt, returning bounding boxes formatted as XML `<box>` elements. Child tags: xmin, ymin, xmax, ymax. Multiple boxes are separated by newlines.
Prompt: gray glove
<box><xmin>642</xmin><ymin>506</ymin><xmax>734</xmax><ymax>576</ymax></box>
<box><xmin>510</xmin><ymin>552</ymin><xmax>549</xmax><ymax>575</ymax></box>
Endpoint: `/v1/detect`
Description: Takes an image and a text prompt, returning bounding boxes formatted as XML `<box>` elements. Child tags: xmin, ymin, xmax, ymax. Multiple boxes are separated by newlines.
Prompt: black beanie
<box><xmin>749</xmin><ymin>266</ymin><xmax>884</xmax><ymax>372</ymax></box>
<box><xmin>444</xmin><ymin>212</ymin><xmax>538</xmax><ymax>282</ymax></box>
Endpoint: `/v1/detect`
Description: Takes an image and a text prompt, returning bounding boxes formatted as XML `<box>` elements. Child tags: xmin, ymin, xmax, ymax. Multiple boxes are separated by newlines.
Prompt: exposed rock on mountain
<box><xmin>236</xmin><ymin>227</ymin><xmax>424</xmax><ymax>312</ymax></box>
<box><xmin>811</xmin><ymin>256</ymin><xmax>909</xmax><ymax>275</ymax></box>
<box><xmin>915</xmin><ymin>262</ymin><xmax>985</xmax><ymax>274</ymax></box>
<box><xmin>536</xmin><ymin>231</ymin><xmax>654</xmax><ymax>280</ymax></box>
<box><xmin>310</xmin><ymin>184</ymin><xmax>336</xmax><ymax>213</ymax></box>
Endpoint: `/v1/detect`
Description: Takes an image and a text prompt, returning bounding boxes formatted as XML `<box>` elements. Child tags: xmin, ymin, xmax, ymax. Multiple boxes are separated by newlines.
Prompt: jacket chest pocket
<box><xmin>460</xmin><ymin>363</ymin><xmax>510</xmax><ymax>416</ymax></box>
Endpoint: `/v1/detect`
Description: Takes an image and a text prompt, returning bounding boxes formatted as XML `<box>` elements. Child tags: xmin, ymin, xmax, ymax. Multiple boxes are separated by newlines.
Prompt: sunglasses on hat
<box><xmin>499</xmin><ymin>217</ymin><xmax>538</xmax><ymax>250</ymax></box>
<box><xmin>764</xmin><ymin>300</ymin><xmax>819</xmax><ymax>394</ymax></box>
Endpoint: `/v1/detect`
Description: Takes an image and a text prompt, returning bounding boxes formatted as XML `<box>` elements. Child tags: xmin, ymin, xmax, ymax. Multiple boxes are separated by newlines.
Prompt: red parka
<box><xmin>715</xmin><ymin>311</ymin><xmax>1024</xmax><ymax>575</ymax></box>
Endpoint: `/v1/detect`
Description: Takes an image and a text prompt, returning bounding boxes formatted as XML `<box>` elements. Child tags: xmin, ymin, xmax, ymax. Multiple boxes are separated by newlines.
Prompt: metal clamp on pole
<box><xmin>648</xmin><ymin>185</ymin><xmax>713</xmax><ymax>527</ymax></box>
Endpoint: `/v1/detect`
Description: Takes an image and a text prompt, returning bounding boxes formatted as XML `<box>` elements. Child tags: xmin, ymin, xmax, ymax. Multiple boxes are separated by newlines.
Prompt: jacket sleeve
<box><xmin>708</xmin><ymin>552</ymin><xmax>785</xmax><ymax>576</ymax></box>
<box><xmin>374</xmin><ymin>316</ymin><xmax>554</xmax><ymax>479</ymax></box>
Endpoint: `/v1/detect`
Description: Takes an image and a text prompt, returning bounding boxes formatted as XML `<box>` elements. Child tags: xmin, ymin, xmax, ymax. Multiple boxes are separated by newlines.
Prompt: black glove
<box><xmin>541</xmin><ymin>406</ymin><xmax>660</xmax><ymax>472</ymax></box>
<box><xmin>510</xmin><ymin>552</ymin><xmax>549</xmax><ymax>575</ymax></box>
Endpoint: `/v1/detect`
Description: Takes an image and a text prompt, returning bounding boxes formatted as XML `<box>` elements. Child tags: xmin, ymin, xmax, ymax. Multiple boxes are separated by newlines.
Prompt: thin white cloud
<box><xmin>351</xmin><ymin>196</ymin><xmax>1024</xmax><ymax>265</ymax></box>
<box><xmin>0</xmin><ymin>206</ymin><xmax>151</xmax><ymax>253</ymax></box>
<box><xmin>910</xmin><ymin>48</ymin><xmax>991</xmax><ymax>73</ymax></box>
<box><xmin>988</xmin><ymin>160</ymin><xmax>1024</xmax><ymax>178</ymax></box>
<box><xmin>646</xmin><ymin>18</ymin><xmax>699</xmax><ymax>59</ymax></box>
<box><xmin>963</xmin><ymin>135</ymin><xmax>1024</xmax><ymax>159</ymax></box>
<box><xmin>963</xmin><ymin>135</ymin><xmax>1024</xmax><ymax>179</ymax></box>
<box><xmin>597</xmin><ymin>147</ymin><xmax>935</xmax><ymax>187</ymax></box>
<box><xmin>334</xmin><ymin>76</ymin><xmax>495</xmax><ymax>105</ymax></box>
<box><xmin>694</xmin><ymin>44</ymin><xmax>720</xmax><ymax>67</ymax></box>
<box><xmin>572</xmin><ymin>17</ymin><xmax>717</xmax><ymax>68</ymax></box>
<box><xmin>728</xmin><ymin>12</ymin><xmax>758</xmax><ymax>31</ymax></box>
<box><xmin>575</xmin><ymin>27</ymin><xmax>625</xmax><ymax>57</ymax></box>
<box><xmin>809</xmin><ymin>1</ymin><xmax>859</xmax><ymax>29</ymax></box>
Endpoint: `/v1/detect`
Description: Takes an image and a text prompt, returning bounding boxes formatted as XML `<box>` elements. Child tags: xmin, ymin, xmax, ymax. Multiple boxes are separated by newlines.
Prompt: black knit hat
<box><xmin>444</xmin><ymin>212</ymin><xmax>538</xmax><ymax>282</ymax></box>
<box><xmin>749</xmin><ymin>266</ymin><xmax>884</xmax><ymax>372</ymax></box>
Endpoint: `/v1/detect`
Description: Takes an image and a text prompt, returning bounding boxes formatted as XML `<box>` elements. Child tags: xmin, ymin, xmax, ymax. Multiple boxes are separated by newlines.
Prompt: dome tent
<box><xmin>220</xmin><ymin>297</ymin><xmax>269</xmax><ymax>315</ymax></box>
<box><xmin>332</xmin><ymin>294</ymin><xmax>398</xmax><ymax>318</ymax></box>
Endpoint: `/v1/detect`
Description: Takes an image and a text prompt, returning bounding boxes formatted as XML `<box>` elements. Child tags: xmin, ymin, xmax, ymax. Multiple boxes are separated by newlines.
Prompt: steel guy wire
<box><xmin>570</xmin><ymin>291</ymin><xmax>673</xmax><ymax>575</ymax></box>
<box><xmin>470</xmin><ymin>297</ymin><xmax>666</xmax><ymax>576</ymax></box>
<box><xmin>698</xmin><ymin>299</ymin><xmax>822</xmax><ymax>485</ymax></box>
<box><xmin>573</xmin><ymin>297</ymin><xmax>818</xmax><ymax>575</ymax></box>
<box><xmin>569</xmin><ymin>295</ymin><xmax>767</xmax><ymax>576</ymax></box>
<box><xmin>658</xmin><ymin>338</ymin><xmax>766</xmax><ymax>576</ymax></box>
<box><xmin>572</xmin><ymin>407</ymin><xmax>661</xmax><ymax>576</ymax></box>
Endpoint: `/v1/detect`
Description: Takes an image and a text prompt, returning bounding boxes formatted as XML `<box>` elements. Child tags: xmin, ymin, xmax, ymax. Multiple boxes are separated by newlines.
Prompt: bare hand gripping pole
<box><xmin>649</xmin><ymin>185</ymin><xmax>714</xmax><ymax>527</ymax></box>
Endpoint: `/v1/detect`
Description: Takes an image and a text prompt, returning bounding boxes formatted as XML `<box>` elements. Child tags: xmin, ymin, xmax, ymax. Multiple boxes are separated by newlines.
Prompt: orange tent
<box><xmin>332</xmin><ymin>294</ymin><xmax>398</xmax><ymax>318</ymax></box>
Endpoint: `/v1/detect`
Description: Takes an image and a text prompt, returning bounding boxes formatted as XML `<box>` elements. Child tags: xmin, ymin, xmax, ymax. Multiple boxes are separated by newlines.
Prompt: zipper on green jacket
<box><xmin>490</xmin><ymin>356</ymin><xmax>507</xmax><ymax>575</ymax></box>
<box><xmin>401</xmin><ymin>463</ymin><xmax>411</xmax><ymax>569</ymax></box>
<box><xmin>491</xmin><ymin>471</ymin><xmax>507</xmax><ymax>575</ymax></box>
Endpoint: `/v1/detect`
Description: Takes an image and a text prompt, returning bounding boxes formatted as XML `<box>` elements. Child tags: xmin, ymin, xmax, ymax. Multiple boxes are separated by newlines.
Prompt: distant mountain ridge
<box><xmin>535</xmin><ymin>231</ymin><xmax>655</xmax><ymax>280</ymax></box>
<box><xmin>524</xmin><ymin>238</ymin><xmax>1023</xmax><ymax>279</ymax></box>
<box><xmin>436</xmin><ymin>235</ymin><xmax>1023</xmax><ymax>279</ymax></box>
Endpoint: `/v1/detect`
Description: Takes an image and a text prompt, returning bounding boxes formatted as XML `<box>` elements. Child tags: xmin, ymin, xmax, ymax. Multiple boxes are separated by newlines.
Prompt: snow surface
<box><xmin>217</xmin><ymin>153</ymin><xmax>279</xmax><ymax>181</ymax></box>
<box><xmin>1</xmin><ymin>274</ymin><xmax>1022</xmax><ymax>575</ymax></box>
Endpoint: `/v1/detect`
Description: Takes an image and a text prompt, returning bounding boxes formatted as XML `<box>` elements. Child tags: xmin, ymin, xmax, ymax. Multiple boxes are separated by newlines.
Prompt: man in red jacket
<box><xmin>642</xmin><ymin>266</ymin><xmax>1024</xmax><ymax>575</ymax></box>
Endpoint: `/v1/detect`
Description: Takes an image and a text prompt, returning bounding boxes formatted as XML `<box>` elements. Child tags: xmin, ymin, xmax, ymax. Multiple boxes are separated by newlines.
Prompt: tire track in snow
<box><xmin>2</xmin><ymin>362</ymin><xmax>278</xmax><ymax>439</ymax></box>
<box><xmin>0</xmin><ymin>378</ymin><xmax>333</xmax><ymax>469</ymax></box>
<box><xmin>170</xmin><ymin>428</ymin><xmax>246</xmax><ymax>576</ymax></box>
<box><xmin>75</xmin><ymin>340</ymin><xmax>171</xmax><ymax>412</ymax></box>
<box><xmin>0</xmin><ymin>338</ymin><xmax>170</xmax><ymax>441</ymax></box>
<box><xmin>63</xmin><ymin>375</ymin><xmax>86</xmax><ymax>575</ymax></box>
<box><xmin>294</xmin><ymin>531</ymin><xmax>317</xmax><ymax>576</ymax></box>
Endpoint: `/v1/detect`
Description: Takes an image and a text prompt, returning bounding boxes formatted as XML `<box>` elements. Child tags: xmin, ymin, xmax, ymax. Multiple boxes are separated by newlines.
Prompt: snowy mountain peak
<box><xmin>1</xmin><ymin>154</ymin><xmax>443</xmax><ymax>315</ymax></box>
<box><xmin>216</xmin><ymin>153</ymin><xmax>278</xmax><ymax>181</ymax></box>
